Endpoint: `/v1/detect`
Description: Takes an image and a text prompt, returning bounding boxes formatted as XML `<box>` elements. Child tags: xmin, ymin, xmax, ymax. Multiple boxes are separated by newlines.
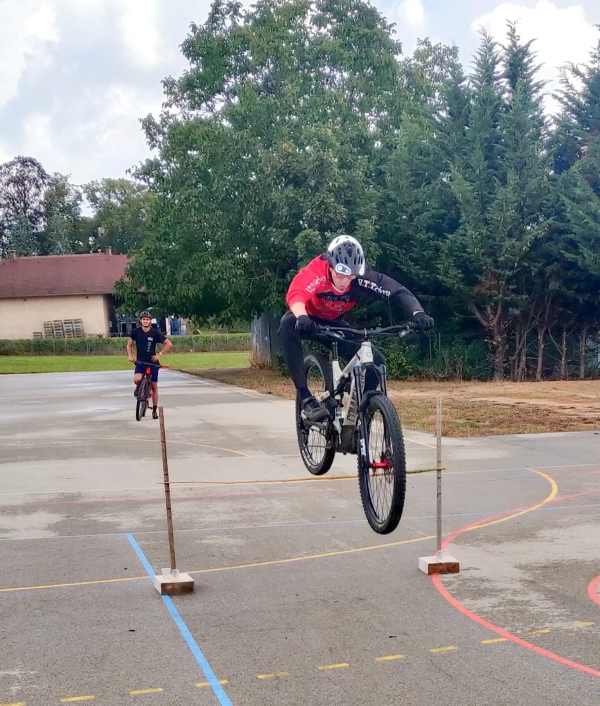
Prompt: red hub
<box><xmin>371</xmin><ymin>459</ymin><xmax>392</xmax><ymax>470</ymax></box>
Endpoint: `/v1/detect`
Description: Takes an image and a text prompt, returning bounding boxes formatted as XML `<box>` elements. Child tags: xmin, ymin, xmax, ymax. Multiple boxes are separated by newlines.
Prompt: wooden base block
<box><xmin>152</xmin><ymin>571</ymin><xmax>195</xmax><ymax>595</ymax></box>
<box><xmin>418</xmin><ymin>554</ymin><xmax>460</xmax><ymax>575</ymax></box>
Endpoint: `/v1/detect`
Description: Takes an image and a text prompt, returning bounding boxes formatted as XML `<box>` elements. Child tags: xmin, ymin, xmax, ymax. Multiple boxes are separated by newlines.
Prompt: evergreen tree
<box><xmin>439</xmin><ymin>26</ymin><xmax>550</xmax><ymax>380</ymax></box>
<box><xmin>9</xmin><ymin>213</ymin><xmax>39</xmax><ymax>256</ymax></box>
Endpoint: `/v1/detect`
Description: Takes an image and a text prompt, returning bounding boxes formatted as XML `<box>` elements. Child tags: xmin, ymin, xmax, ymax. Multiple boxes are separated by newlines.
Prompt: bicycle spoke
<box><xmin>367</xmin><ymin>410</ymin><xmax>394</xmax><ymax>523</ymax></box>
<box><xmin>304</xmin><ymin>364</ymin><xmax>328</xmax><ymax>466</ymax></box>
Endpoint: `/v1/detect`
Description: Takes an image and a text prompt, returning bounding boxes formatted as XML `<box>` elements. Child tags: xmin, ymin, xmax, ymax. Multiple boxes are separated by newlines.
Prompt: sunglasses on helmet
<box><xmin>334</xmin><ymin>263</ymin><xmax>353</xmax><ymax>276</ymax></box>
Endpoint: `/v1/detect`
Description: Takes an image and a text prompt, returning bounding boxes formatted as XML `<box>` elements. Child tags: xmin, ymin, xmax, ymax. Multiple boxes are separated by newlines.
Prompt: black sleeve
<box><xmin>155</xmin><ymin>330</ymin><xmax>166</xmax><ymax>344</ymax></box>
<box><xmin>129</xmin><ymin>328</ymin><xmax>138</xmax><ymax>341</ymax></box>
<box><xmin>356</xmin><ymin>266</ymin><xmax>425</xmax><ymax>318</ymax></box>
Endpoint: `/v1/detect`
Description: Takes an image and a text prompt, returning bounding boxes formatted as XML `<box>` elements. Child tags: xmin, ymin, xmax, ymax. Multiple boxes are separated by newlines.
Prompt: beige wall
<box><xmin>0</xmin><ymin>295</ymin><xmax>111</xmax><ymax>339</ymax></box>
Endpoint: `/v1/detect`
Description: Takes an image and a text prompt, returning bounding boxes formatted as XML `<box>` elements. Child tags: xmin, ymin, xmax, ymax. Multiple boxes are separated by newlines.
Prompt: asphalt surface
<box><xmin>1</xmin><ymin>370</ymin><xmax>600</xmax><ymax>705</ymax></box>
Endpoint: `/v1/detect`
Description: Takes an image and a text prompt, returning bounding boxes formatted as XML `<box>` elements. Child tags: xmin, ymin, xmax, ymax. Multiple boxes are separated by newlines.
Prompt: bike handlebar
<box><xmin>312</xmin><ymin>322</ymin><xmax>417</xmax><ymax>341</ymax></box>
<box><xmin>132</xmin><ymin>360</ymin><xmax>170</xmax><ymax>369</ymax></box>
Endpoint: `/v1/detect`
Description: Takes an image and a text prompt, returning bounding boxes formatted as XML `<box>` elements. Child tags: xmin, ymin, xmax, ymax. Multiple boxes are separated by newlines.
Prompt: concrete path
<box><xmin>1</xmin><ymin>370</ymin><xmax>600</xmax><ymax>705</ymax></box>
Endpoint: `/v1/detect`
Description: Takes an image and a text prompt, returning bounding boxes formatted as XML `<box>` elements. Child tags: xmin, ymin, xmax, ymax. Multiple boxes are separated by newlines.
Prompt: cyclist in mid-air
<box><xmin>279</xmin><ymin>235</ymin><xmax>434</xmax><ymax>423</ymax></box>
<box><xmin>126</xmin><ymin>311</ymin><xmax>172</xmax><ymax>419</ymax></box>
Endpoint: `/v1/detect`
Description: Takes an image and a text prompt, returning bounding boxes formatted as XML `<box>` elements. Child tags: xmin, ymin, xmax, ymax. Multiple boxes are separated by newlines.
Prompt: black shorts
<box><xmin>135</xmin><ymin>363</ymin><xmax>159</xmax><ymax>382</ymax></box>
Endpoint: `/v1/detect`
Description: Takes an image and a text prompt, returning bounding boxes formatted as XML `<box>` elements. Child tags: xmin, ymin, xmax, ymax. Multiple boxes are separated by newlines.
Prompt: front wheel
<box><xmin>358</xmin><ymin>393</ymin><xmax>406</xmax><ymax>534</ymax></box>
<box><xmin>136</xmin><ymin>380</ymin><xmax>150</xmax><ymax>421</ymax></box>
<box><xmin>295</xmin><ymin>353</ymin><xmax>336</xmax><ymax>475</ymax></box>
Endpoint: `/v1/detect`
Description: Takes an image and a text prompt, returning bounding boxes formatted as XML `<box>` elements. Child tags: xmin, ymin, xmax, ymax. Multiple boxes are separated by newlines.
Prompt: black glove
<box><xmin>296</xmin><ymin>315</ymin><xmax>315</xmax><ymax>336</ymax></box>
<box><xmin>412</xmin><ymin>311</ymin><xmax>434</xmax><ymax>332</ymax></box>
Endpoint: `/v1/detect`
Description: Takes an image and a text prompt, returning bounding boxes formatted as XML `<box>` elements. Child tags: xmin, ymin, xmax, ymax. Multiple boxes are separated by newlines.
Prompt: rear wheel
<box><xmin>358</xmin><ymin>393</ymin><xmax>406</xmax><ymax>534</ymax></box>
<box><xmin>295</xmin><ymin>353</ymin><xmax>336</xmax><ymax>475</ymax></box>
<box><xmin>136</xmin><ymin>379</ymin><xmax>150</xmax><ymax>421</ymax></box>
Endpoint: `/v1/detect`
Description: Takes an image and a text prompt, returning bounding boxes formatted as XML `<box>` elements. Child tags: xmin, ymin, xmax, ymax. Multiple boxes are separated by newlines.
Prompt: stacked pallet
<box><xmin>41</xmin><ymin>319</ymin><xmax>85</xmax><ymax>339</ymax></box>
<box><xmin>63</xmin><ymin>319</ymin><xmax>84</xmax><ymax>338</ymax></box>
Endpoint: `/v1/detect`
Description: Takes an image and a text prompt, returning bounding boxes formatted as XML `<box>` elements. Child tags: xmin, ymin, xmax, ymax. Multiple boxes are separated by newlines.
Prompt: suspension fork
<box><xmin>354</xmin><ymin>364</ymin><xmax>370</xmax><ymax>466</ymax></box>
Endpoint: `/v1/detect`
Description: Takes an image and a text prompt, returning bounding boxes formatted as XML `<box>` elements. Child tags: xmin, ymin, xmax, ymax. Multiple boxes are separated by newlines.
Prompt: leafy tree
<box><xmin>84</xmin><ymin>178</ymin><xmax>154</xmax><ymax>254</ymax></box>
<box><xmin>439</xmin><ymin>26</ymin><xmax>550</xmax><ymax>380</ymax></box>
<box><xmin>121</xmin><ymin>0</ymin><xmax>403</xmax><ymax>320</ymax></box>
<box><xmin>8</xmin><ymin>213</ymin><xmax>39</xmax><ymax>256</ymax></box>
<box><xmin>0</xmin><ymin>156</ymin><xmax>48</xmax><ymax>257</ymax></box>
<box><xmin>42</xmin><ymin>173</ymin><xmax>84</xmax><ymax>254</ymax></box>
<box><xmin>378</xmin><ymin>40</ymin><xmax>466</xmax><ymax>316</ymax></box>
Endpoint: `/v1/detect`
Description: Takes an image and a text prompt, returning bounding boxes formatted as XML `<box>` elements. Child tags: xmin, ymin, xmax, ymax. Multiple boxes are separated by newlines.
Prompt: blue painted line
<box><xmin>126</xmin><ymin>533</ymin><xmax>234</xmax><ymax>706</ymax></box>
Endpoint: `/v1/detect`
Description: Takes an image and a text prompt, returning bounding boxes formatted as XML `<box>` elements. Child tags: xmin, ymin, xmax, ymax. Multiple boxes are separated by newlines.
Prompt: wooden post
<box><xmin>436</xmin><ymin>397</ymin><xmax>442</xmax><ymax>560</ymax></box>
<box><xmin>152</xmin><ymin>407</ymin><xmax>194</xmax><ymax>594</ymax></box>
<box><xmin>159</xmin><ymin>407</ymin><xmax>177</xmax><ymax>571</ymax></box>
<box><xmin>418</xmin><ymin>395</ymin><xmax>459</xmax><ymax>575</ymax></box>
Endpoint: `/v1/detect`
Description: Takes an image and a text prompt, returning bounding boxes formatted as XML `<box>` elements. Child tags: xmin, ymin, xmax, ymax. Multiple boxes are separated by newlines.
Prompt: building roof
<box><xmin>0</xmin><ymin>253</ymin><xmax>129</xmax><ymax>299</ymax></box>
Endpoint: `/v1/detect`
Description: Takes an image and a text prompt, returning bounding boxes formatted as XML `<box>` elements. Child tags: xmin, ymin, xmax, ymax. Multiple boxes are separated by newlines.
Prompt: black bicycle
<box><xmin>133</xmin><ymin>361</ymin><xmax>168</xmax><ymax>421</ymax></box>
<box><xmin>296</xmin><ymin>323</ymin><xmax>415</xmax><ymax>534</ymax></box>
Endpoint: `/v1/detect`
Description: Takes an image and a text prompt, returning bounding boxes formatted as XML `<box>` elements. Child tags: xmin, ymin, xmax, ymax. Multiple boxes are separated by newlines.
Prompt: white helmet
<box><xmin>326</xmin><ymin>235</ymin><xmax>365</xmax><ymax>276</ymax></box>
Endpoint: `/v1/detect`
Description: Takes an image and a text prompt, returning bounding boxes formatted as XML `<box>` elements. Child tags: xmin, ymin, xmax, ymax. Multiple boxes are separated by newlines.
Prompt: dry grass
<box><xmin>190</xmin><ymin>368</ymin><xmax>600</xmax><ymax>437</ymax></box>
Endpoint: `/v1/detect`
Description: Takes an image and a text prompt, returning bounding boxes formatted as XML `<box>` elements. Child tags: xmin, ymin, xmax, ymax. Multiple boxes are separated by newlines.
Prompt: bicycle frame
<box><xmin>314</xmin><ymin>340</ymin><xmax>384</xmax><ymax>438</ymax></box>
<box><xmin>311</xmin><ymin>323</ymin><xmax>413</xmax><ymax>446</ymax></box>
<box><xmin>133</xmin><ymin>361</ymin><xmax>169</xmax><ymax>395</ymax></box>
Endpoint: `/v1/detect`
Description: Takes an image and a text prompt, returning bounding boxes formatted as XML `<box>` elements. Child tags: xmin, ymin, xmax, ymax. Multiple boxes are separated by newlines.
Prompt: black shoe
<box><xmin>134</xmin><ymin>385</ymin><xmax>140</xmax><ymax>398</ymax></box>
<box><xmin>301</xmin><ymin>396</ymin><xmax>330</xmax><ymax>423</ymax></box>
<box><xmin>152</xmin><ymin>408</ymin><xmax>158</xmax><ymax>420</ymax></box>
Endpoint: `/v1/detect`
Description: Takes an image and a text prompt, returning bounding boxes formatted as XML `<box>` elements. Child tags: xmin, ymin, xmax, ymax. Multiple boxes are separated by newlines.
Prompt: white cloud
<box><xmin>397</xmin><ymin>0</ymin><xmax>425</xmax><ymax>27</ymax></box>
<box><xmin>472</xmin><ymin>1</ymin><xmax>598</xmax><ymax>109</ymax></box>
<box><xmin>18</xmin><ymin>85</ymin><xmax>159</xmax><ymax>184</ymax></box>
<box><xmin>0</xmin><ymin>0</ymin><xmax>59</xmax><ymax>111</ymax></box>
<box><xmin>26</xmin><ymin>3</ymin><xmax>59</xmax><ymax>41</ymax></box>
<box><xmin>116</xmin><ymin>0</ymin><xmax>162</xmax><ymax>69</ymax></box>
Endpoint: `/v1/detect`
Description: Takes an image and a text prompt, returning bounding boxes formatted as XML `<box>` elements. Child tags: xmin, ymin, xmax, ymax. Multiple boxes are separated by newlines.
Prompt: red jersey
<box><xmin>286</xmin><ymin>255</ymin><xmax>424</xmax><ymax>321</ymax></box>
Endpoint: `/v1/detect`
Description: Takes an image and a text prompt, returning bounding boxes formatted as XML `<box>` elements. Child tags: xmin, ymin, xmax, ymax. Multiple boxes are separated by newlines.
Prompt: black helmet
<box><xmin>139</xmin><ymin>311</ymin><xmax>152</xmax><ymax>319</ymax></box>
<box><xmin>326</xmin><ymin>235</ymin><xmax>365</xmax><ymax>276</ymax></box>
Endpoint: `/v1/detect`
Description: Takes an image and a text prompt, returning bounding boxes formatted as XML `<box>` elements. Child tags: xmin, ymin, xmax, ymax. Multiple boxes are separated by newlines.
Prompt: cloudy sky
<box><xmin>1</xmin><ymin>0</ymin><xmax>599</xmax><ymax>188</ymax></box>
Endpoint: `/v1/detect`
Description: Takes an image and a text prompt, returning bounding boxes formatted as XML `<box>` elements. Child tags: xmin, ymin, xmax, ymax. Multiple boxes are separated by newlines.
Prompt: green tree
<box><xmin>439</xmin><ymin>26</ymin><xmax>550</xmax><ymax>380</ymax></box>
<box><xmin>84</xmin><ymin>178</ymin><xmax>154</xmax><ymax>254</ymax></box>
<box><xmin>121</xmin><ymin>0</ymin><xmax>403</xmax><ymax>320</ymax></box>
<box><xmin>379</xmin><ymin>40</ymin><xmax>465</xmax><ymax>310</ymax></box>
<box><xmin>42</xmin><ymin>173</ymin><xmax>84</xmax><ymax>254</ymax></box>
<box><xmin>0</xmin><ymin>156</ymin><xmax>48</xmax><ymax>257</ymax></box>
<box><xmin>8</xmin><ymin>213</ymin><xmax>39</xmax><ymax>256</ymax></box>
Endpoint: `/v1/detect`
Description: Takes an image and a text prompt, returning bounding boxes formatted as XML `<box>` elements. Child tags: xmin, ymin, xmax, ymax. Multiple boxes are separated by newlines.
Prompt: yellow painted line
<box><xmin>170</xmin><ymin>475</ymin><xmax>356</xmax><ymax>486</ymax></box>
<box><xmin>482</xmin><ymin>638</ymin><xmax>508</xmax><ymax>644</ymax></box>
<box><xmin>196</xmin><ymin>680</ymin><xmax>228</xmax><ymax>687</ymax></box>
<box><xmin>257</xmin><ymin>672</ymin><xmax>290</xmax><ymax>679</ymax></box>
<box><xmin>0</xmin><ymin>702</ymin><xmax>26</xmax><ymax>706</ymax></box>
<box><xmin>0</xmin><ymin>467</ymin><xmax>560</xmax><ymax>595</ymax></box>
<box><xmin>129</xmin><ymin>688</ymin><xmax>163</xmax><ymax>695</ymax></box>
<box><xmin>0</xmin><ymin>575</ymin><xmax>146</xmax><ymax>593</ymax></box>
<box><xmin>405</xmin><ymin>437</ymin><xmax>436</xmax><ymax>449</ymax></box>
<box><xmin>573</xmin><ymin>621</ymin><xmax>595</xmax><ymax>628</ymax></box>
<box><xmin>318</xmin><ymin>663</ymin><xmax>349</xmax><ymax>671</ymax></box>
<box><xmin>459</xmin><ymin>468</ymin><xmax>558</xmax><ymax>535</ymax></box>
<box><xmin>375</xmin><ymin>654</ymin><xmax>404</xmax><ymax>662</ymax></box>
<box><xmin>2</xmin><ymin>436</ymin><xmax>251</xmax><ymax>459</ymax></box>
<box><xmin>189</xmin><ymin>534</ymin><xmax>436</xmax><ymax>576</ymax></box>
<box><xmin>429</xmin><ymin>646</ymin><xmax>457</xmax><ymax>653</ymax></box>
<box><xmin>61</xmin><ymin>697</ymin><xmax>95</xmax><ymax>703</ymax></box>
<box><xmin>526</xmin><ymin>629</ymin><xmax>551</xmax><ymax>636</ymax></box>
<box><xmin>0</xmin><ymin>534</ymin><xmax>434</xmax><ymax>593</ymax></box>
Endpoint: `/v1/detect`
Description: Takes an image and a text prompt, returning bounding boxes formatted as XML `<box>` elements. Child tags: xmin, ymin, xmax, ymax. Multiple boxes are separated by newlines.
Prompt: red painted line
<box><xmin>441</xmin><ymin>485</ymin><xmax>600</xmax><ymax>547</ymax></box>
<box><xmin>587</xmin><ymin>576</ymin><xmax>600</xmax><ymax>607</ymax></box>
<box><xmin>433</xmin><ymin>575</ymin><xmax>600</xmax><ymax>678</ymax></box>
<box><xmin>432</xmin><ymin>477</ymin><xmax>600</xmax><ymax>680</ymax></box>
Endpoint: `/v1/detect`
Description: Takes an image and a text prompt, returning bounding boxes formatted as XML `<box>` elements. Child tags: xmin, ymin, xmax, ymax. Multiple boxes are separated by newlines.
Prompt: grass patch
<box><xmin>191</xmin><ymin>368</ymin><xmax>600</xmax><ymax>437</ymax></box>
<box><xmin>392</xmin><ymin>397</ymin><xmax>600</xmax><ymax>436</ymax></box>
<box><xmin>0</xmin><ymin>351</ymin><xmax>250</xmax><ymax>375</ymax></box>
